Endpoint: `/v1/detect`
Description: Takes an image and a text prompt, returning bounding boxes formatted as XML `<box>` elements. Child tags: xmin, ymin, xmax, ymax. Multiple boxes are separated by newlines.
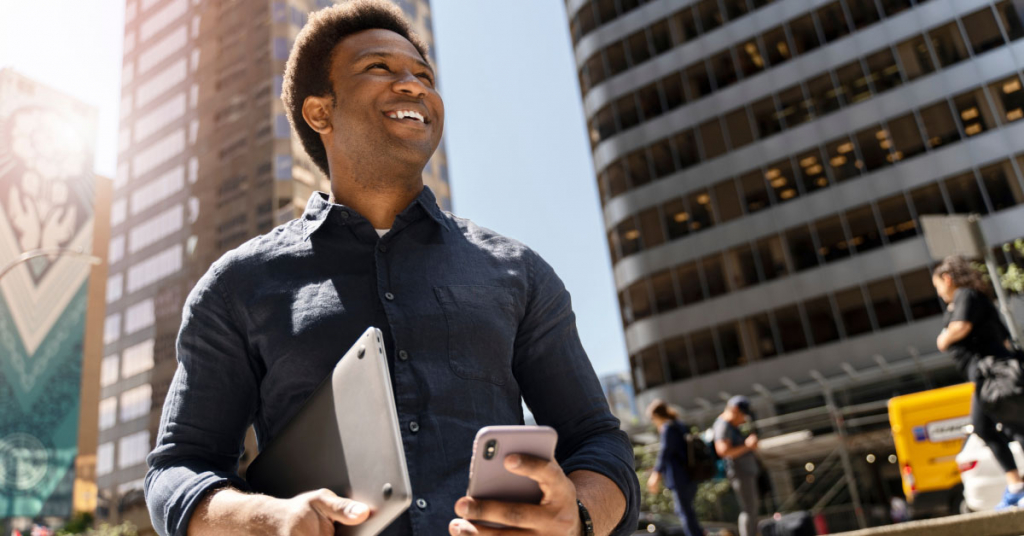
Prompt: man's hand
<box><xmin>744</xmin><ymin>434</ymin><xmax>759</xmax><ymax>450</ymax></box>
<box><xmin>187</xmin><ymin>487</ymin><xmax>370</xmax><ymax>536</ymax></box>
<box><xmin>449</xmin><ymin>454</ymin><xmax>581</xmax><ymax>535</ymax></box>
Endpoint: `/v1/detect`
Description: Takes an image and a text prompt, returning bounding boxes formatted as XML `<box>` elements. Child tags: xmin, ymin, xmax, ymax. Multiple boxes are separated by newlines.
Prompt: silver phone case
<box><xmin>246</xmin><ymin>327</ymin><xmax>412</xmax><ymax>535</ymax></box>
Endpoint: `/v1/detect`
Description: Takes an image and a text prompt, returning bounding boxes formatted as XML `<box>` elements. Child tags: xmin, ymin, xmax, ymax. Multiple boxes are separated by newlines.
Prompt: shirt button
<box><xmin>379</xmin><ymin>244</ymin><xmax>388</xmax><ymax>253</ymax></box>
<box><xmin>416</xmin><ymin>498</ymin><xmax>427</xmax><ymax>509</ymax></box>
<box><xmin>398</xmin><ymin>350</ymin><xmax>409</xmax><ymax>361</ymax></box>
<box><xmin>340</xmin><ymin>211</ymin><xmax>349</xmax><ymax>219</ymax></box>
<box><xmin>384</xmin><ymin>292</ymin><xmax>395</xmax><ymax>301</ymax></box>
<box><xmin>409</xmin><ymin>421</ymin><xmax>419</xmax><ymax>433</ymax></box>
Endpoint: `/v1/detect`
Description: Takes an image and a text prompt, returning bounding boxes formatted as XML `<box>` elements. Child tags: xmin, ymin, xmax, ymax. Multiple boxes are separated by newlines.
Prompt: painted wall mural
<box><xmin>0</xmin><ymin>69</ymin><xmax>97</xmax><ymax>519</ymax></box>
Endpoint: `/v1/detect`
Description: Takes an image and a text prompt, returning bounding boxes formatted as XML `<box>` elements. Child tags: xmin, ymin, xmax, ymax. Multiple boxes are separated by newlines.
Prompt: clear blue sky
<box><xmin>0</xmin><ymin>0</ymin><xmax>629</xmax><ymax>378</ymax></box>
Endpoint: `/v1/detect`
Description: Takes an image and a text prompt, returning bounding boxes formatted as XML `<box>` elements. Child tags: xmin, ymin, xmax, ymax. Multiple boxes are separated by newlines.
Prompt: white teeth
<box><xmin>388</xmin><ymin>110</ymin><xmax>424</xmax><ymax>122</ymax></box>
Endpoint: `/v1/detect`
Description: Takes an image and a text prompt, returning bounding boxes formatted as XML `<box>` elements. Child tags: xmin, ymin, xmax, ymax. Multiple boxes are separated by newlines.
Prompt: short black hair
<box><xmin>282</xmin><ymin>0</ymin><xmax>431</xmax><ymax>177</ymax></box>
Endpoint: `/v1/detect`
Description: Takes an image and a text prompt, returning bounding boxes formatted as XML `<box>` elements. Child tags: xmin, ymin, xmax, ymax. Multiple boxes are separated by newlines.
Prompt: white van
<box><xmin>955</xmin><ymin>434</ymin><xmax>1024</xmax><ymax>511</ymax></box>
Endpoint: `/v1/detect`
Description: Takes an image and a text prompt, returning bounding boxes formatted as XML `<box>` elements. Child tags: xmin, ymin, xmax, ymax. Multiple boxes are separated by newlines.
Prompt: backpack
<box><xmin>684</xmin><ymin>430</ymin><xmax>718</xmax><ymax>483</ymax></box>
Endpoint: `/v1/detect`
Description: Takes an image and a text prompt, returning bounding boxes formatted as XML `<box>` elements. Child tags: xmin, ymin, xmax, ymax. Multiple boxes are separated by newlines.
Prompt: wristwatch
<box><xmin>577</xmin><ymin>499</ymin><xmax>595</xmax><ymax>536</ymax></box>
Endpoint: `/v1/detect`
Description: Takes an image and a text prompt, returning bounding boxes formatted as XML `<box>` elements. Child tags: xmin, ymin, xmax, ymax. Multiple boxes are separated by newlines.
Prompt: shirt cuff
<box><xmin>561</xmin><ymin>447</ymin><xmax>640</xmax><ymax>536</ymax></box>
<box><xmin>147</xmin><ymin>467</ymin><xmax>250</xmax><ymax>536</ymax></box>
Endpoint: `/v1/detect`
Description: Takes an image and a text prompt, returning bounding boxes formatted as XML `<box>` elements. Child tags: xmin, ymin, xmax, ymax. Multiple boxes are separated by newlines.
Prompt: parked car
<box><xmin>955</xmin><ymin>433</ymin><xmax>1024</xmax><ymax>512</ymax></box>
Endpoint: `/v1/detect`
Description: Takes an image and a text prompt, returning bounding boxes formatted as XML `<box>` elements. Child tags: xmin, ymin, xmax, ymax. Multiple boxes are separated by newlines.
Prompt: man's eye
<box><xmin>368</xmin><ymin>63</ymin><xmax>390</xmax><ymax>71</ymax></box>
<box><xmin>418</xmin><ymin>73</ymin><xmax>434</xmax><ymax>84</ymax></box>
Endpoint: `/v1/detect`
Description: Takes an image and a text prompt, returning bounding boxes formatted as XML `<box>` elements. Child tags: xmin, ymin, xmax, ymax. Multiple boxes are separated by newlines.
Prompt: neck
<box><xmin>327</xmin><ymin>158</ymin><xmax>424</xmax><ymax>230</ymax></box>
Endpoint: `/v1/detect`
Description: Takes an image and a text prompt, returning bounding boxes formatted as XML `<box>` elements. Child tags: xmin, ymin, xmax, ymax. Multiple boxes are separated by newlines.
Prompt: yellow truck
<box><xmin>888</xmin><ymin>383</ymin><xmax>974</xmax><ymax>515</ymax></box>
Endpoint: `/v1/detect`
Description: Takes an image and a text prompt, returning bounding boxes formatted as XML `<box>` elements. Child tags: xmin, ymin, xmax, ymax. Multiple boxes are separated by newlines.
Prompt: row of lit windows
<box><xmin>589</xmin><ymin>1</ymin><xmax>1023</xmax><ymax>150</ymax></box>
<box><xmin>616</xmin><ymin>155</ymin><xmax>1024</xmax><ymax>327</ymax></box>
<box><xmin>630</xmin><ymin>265</ymin><xmax>944</xmax><ymax>392</ymax></box>
<box><xmin>579</xmin><ymin>0</ymin><xmax>948</xmax><ymax>97</ymax></box>
<box><xmin>129</xmin><ymin>203</ymin><xmax>183</xmax><ymax>255</ymax></box>
<box><xmin>126</xmin><ymin>243</ymin><xmax>183</xmax><ymax>295</ymax></box>
<box><xmin>124</xmin><ymin>298</ymin><xmax>156</xmax><ymax>336</ymax></box>
<box><xmin>571</xmin><ymin>0</ymin><xmax>776</xmax><ymax>50</ymax></box>
<box><xmin>102</xmin><ymin>340</ymin><xmax>156</xmax><ymax>388</ymax></box>
<box><xmin>97</xmin><ymin>431</ymin><xmax>151</xmax><ymax>477</ymax></box>
<box><xmin>604</xmin><ymin>75</ymin><xmax>1024</xmax><ymax>263</ymax></box>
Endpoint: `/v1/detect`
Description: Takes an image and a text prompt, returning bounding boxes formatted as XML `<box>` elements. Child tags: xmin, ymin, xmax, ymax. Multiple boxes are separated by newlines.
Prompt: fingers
<box><xmin>308</xmin><ymin>488</ymin><xmax>370</xmax><ymax>526</ymax></box>
<box><xmin>449</xmin><ymin>518</ymin><xmax>479</xmax><ymax>536</ymax></box>
<box><xmin>503</xmin><ymin>454</ymin><xmax>571</xmax><ymax>502</ymax></box>
<box><xmin>455</xmin><ymin>497</ymin><xmax>545</xmax><ymax>530</ymax></box>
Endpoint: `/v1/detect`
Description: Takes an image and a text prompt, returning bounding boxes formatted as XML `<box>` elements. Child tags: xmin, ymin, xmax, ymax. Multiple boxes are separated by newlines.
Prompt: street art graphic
<box><xmin>0</xmin><ymin>70</ymin><xmax>97</xmax><ymax>518</ymax></box>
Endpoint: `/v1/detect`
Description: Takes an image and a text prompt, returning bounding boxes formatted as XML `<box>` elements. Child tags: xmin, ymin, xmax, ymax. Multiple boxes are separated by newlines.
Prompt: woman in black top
<box><xmin>932</xmin><ymin>256</ymin><xmax>1024</xmax><ymax>510</ymax></box>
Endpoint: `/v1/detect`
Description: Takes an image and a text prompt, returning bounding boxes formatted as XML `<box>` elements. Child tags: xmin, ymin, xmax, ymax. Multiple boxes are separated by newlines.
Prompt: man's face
<box><xmin>321</xmin><ymin>28</ymin><xmax>444</xmax><ymax>170</ymax></box>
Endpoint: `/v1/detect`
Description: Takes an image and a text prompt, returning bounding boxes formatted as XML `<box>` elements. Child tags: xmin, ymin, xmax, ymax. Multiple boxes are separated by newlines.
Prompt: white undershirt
<box><xmin>375</xmin><ymin>229</ymin><xmax>389</xmax><ymax>238</ymax></box>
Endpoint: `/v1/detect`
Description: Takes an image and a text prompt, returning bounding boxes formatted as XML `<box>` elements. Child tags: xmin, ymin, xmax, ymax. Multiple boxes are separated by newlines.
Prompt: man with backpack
<box><xmin>646</xmin><ymin>399</ymin><xmax>710</xmax><ymax>536</ymax></box>
<box><xmin>715</xmin><ymin>395</ymin><xmax>761</xmax><ymax>536</ymax></box>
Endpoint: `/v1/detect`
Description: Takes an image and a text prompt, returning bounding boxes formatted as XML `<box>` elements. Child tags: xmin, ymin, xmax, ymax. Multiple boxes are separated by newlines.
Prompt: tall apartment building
<box><xmin>101</xmin><ymin>0</ymin><xmax>448</xmax><ymax>528</ymax></box>
<box><xmin>569</xmin><ymin>0</ymin><xmax>1024</xmax><ymax>523</ymax></box>
<box><xmin>0</xmin><ymin>69</ymin><xmax>110</xmax><ymax>531</ymax></box>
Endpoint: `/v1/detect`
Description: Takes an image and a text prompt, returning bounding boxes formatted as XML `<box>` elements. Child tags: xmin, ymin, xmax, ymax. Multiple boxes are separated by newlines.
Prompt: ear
<box><xmin>302</xmin><ymin>95</ymin><xmax>334</xmax><ymax>135</ymax></box>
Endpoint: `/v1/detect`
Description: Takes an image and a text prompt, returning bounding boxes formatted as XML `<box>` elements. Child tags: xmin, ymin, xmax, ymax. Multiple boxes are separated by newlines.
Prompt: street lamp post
<box><xmin>0</xmin><ymin>248</ymin><xmax>102</xmax><ymax>281</ymax></box>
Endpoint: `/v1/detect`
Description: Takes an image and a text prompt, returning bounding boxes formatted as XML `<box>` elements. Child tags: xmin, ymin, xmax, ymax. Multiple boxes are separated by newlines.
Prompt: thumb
<box><xmin>310</xmin><ymin>489</ymin><xmax>371</xmax><ymax>526</ymax></box>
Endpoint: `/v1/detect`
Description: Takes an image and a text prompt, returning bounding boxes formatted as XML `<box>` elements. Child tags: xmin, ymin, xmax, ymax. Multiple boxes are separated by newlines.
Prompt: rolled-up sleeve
<box><xmin>144</xmin><ymin>263</ymin><xmax>259</xmax><ymax>536</ymax></box>
<box><xmin>512</xmin><ymin>249</ymin><xmax>640</xmax><ymax>535</ymax></box>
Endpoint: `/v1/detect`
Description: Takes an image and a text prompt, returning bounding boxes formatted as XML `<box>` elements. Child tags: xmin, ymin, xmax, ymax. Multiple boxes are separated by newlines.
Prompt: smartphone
<box><xmin>466</xmin><ymin>425</ymin><xmax>558</xmax><ymax>504</ymax></box>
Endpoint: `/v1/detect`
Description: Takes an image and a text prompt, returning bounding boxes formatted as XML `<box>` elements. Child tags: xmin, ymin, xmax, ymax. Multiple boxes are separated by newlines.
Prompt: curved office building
<box><xmin>567</xmin><ymin>0</ymin><xmax>1024</xmax><ymax>430</ymax></box>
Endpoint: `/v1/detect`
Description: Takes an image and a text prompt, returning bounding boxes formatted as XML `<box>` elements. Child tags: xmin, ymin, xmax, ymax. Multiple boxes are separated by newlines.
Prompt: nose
<box><xmin>392</xmin><ymin>70</ymin><xmax>427</xmax><ymax>99</ymax></box>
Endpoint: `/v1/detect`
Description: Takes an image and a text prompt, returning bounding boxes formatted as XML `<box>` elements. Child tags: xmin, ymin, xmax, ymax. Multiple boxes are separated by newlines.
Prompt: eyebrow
<box><xmin>355</xmin><ymin>51</ymin><xmax>434</xmax><ymax>75</ymax></box>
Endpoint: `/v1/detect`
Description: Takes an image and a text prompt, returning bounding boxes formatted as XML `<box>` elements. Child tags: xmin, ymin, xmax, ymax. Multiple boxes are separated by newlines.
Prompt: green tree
<box><xmin>996</xmin><ymin>239</ymin><xmax>1024</xmax><ymax>294</ymax></box>
<box><xmin>634</xmin><ymin>439</ymin><xmax>738</xmax><ymax>522</ymax></box>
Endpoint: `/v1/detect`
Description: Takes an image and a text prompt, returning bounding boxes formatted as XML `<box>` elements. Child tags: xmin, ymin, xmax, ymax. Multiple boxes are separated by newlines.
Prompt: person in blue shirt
<box><xmin>646</xmin><ymin>399</ymin><xmax>704</xmax><ymax>536</ymax></box>
<box><xmin>142</xmin><ymin>1</ymin><xmax>640</xmax><ymax>535</ymax></box>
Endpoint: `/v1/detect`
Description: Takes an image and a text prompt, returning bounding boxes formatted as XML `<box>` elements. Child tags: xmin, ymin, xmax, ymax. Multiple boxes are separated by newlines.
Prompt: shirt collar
<box><xmin>301</xmin><ymin>185</ymin><xmax>450</xmax><ymax>240</ymax></box>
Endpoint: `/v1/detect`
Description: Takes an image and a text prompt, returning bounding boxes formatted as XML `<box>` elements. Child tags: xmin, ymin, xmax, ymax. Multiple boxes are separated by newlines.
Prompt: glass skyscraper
<box><xmin>568</xmin><ymin>0</ymin><xmax>1024</xmax><ymax>524</ymax></box>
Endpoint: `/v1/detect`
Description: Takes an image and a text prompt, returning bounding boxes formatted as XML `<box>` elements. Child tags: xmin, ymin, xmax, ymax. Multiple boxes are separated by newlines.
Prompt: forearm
<box><xmin>722</xmin><ymin>445</ymin><xmax>752</xmax><ymax>459</ymax></box>
<box><xmin>570</xmin><ymin>470</ymin><xmax>626</xmax><ymax>536</ymax></box>
<box><xmin>938</xmin><ymin>321</ymin><xmax>972</xmax><ymax>350</ymax></box>
<box><xmin>188</xmin><ymin>487</ymin><xmax>278</xmax><ymax>536</ymax></box>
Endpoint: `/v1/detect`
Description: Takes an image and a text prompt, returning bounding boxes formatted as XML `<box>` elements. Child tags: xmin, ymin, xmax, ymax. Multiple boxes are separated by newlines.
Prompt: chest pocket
<box><xmin>434</xmin><ymin>285</ymin><xmax>517</xmax><ymax>385</ymax></box>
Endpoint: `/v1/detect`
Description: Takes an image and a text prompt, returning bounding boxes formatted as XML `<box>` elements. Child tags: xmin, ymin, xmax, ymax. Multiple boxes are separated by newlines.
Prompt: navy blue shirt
<box><xmin>654</xmin><ymin>420</ymin><xmax>692</xmax><ymax>491</ymax></box>
<box><xmin>144</xmin><ymin>187</ymin><xmax>639</xmax><ymax>536</ymax></box>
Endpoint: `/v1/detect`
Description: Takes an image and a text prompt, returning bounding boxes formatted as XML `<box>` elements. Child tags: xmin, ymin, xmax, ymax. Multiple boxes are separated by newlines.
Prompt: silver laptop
<box><xmin>246</xmin><ymin>327</ymin><xmax>412</xmax><ymax>534</ymax></box>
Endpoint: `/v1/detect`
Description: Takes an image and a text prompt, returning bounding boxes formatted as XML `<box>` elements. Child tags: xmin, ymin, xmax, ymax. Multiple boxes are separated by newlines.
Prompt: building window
<box><xmin>745</xmin><ymin>313</ymin><xmax>778</xmax><ymax>360</ymax></box>
<box><xmin>638</xmin><ymin>207</ymin><xmax>665</xmax><ymax>250</ymax></box>
<box><xmin>663</xmin><ymin>198</ymin><xmax>690</xmax><ymax>240</ymax></box>
<box><xmin>877</xmin><ymin>193</ymin><xmax>917</xmax><ymax>243</ymax></box>
<box><xmin>954</xmin><ymin>87</ymin><xmax>997</xmax><ymax>136</ymax></box>
<box><xmin>790</xmin><ymin>14</ymin><xmax>821</xmax><ymax>55</ymax></box>
<box><xmin>909</xmin><ymin>183</ymin><xmax>949</xmax><ymax>220</ymax></box>
<box><xmin>762</xmin><ymin>26</ymin><xmax>792</xmax><ymax>66</ymax></box>
<box><xmin>815</xmin><ymin>214</ymin><xmax>852</xmax><ymax>263</ymax></box>
<box><xmin>755</xmin><ymin>235</ymin><xmax>788</xmax><ymax>281</ymax></box>
<box><xmin>865</xmin><ymin>48</ymin><xmax>902</xmax><ymax>94</ymax></box>
<box><xmin>701</xmin><ymin>254</ymin><xmax>728</xmax><ymax>298</ymax></box>
<box><xmin>717</xmin><ymin>322</ymin><xmax>746</xmax><ymax>369</ymax></box>
<box><xmin>996</xmin><ymin>0</ymin><xmax>1024</xmax><ymax>41</ymax></box>
<box><xmin>651</xmin><ymin>20</ymin><xmax>673</xmax><ymax>55</ymax></box>
<box><xmin>106</xmin><ymin>273</ymin><xmax>123</xmax><ymax>304</ymax></box>
<box><xmin>981</xmin><ymin>159</ymin><xmax>1024</xmax><ymax>211</ymax></box>
<box><xmin>777</xmin><ymin>85</ymin><xmax>812</xmax><ymax>127</ymax></box>
<box><xmin>879</xmin><ymin>0</ymin><xmax>912</xmax><ymax>17</ymax></box>
<box><xmin>104</xmin><ymin>314</ymin><xmax>121</xmax><ymax>346</ymax></box>
<box><xmin>835</xmin><ymin>286</ymin><xmax>873</xmax><ymax>337</ymax></box>
<box><xmin>751</xmin><ymin>96</ymin><xmax>782</xmax><ymax>137</ymax></box>
<box><xmin>764</xmin><ymin>158</ymin><xmax>799</xmax><ymax>204</ymax></box>
<box><xmin>710</xmin><ymin>50</ymin><xmax>738</xmax><ymax>89</ymax></box>
<box><xmin>606</xmin><ymin>162</ymin><xmax>628</xmax><ymax>198</ymax></box>
<box><xmin>846</xmin><ymin>0</ymin><xmax>881</xmax><ymax>29</ymax></box>
<box><xmin>616</xmin><ymin>218</ymin><xmax>641</xmax><ymax>257</ymax></box>
<box><xmin>929</xmin><ymin>21</ymin><xmax>970</xmax><ymax>67</ymax></box>
<box><xmin>675</xmin><ymin>261</ymin><xmax>704</xmax><ymax>304</ymax></box>
<box><xmin>664</xmin><ymin>336</ymin><xmax>692</xmax><ymax>381</ymax></box>
<box><xmin>638</xmin><ymin>346</ymin><xmax>665</xmax><ymax>389</ymax></box>
<box><xmin>625</xmin><ymin>280</ymin><xmax>653</xmax><ymax>323</ymax></box>
<box><xmin>868</xmin><ymin>277</ymin><xmax>908</xmax><ymax>328</ymax></box>
<box><xmin>845</xmin><ymin>205</ymin><xmax>883</xmax><ymax>254</ymax></box>
<box><xmin>919</xmin><ymin>100</ymin><xmax>961</xmax><ymax>149</ymax></box>
<box><xmin>673</xmin><ymin>129</ymin><xmax>701</xmax><ymax>170</ymax></box>
<box><xmin>626</xmin><ymin>29</ymin><xmax>652</xmax><ymax>66</ymax></box>
<box><xmin>649</xmin><ymin>139</ymin><xmax>675</xmax><ymax>179</ymax></box>
<box><xmin>723</xmin><ymin>244</ymin><xmax>759</xmax><ymax>290</ymax></box>
<box><xmin>97</xmin><ymin>443</ymin><xmax>114</xmax><ymax>476</ymax></box>
<box><xmin>836</xmin><ymin>61</ymin><xmax>872</xmax><ymax>106</ymax></box>
<box><xmin>690</xmin><ymin>329</ymin><xmax>719</xmax><ymax>375</ymax></box>
<box><xmin>739</xmin><ymin>170</ymin><xmax>771</xmax><ymax>213</ymax></box>
<box><xmin>713</xmin><ymin>179</ymin><xmax>744</xmax><ymax>223</ymax></box>
<box><xmin>637</xmin><ymin>82</ymin><xmax>663</xmax><ymax>123</ymax></box>
<box><xmin>687</xmin><ymin>189</ymin><xmax>716</xmax><ymax>231</ymax></box>
<box><xmin>685</xmin><ymin>62</ymin><xmax>714</xmax><ymax>99</ymax></box>
<box><xmin>724</xmin><ymin>108</ymin><xmax>755</xmax><ymax>149</ymax></box>
<box><xmin>854</xmin><ymin>124</ymin><xmax>892</xmax><ymax>171</ymax></box>
<box><xmin>699</xmin><ymin>118</ymin><xmax>728</xmax><ymax>160</ymax></box>
<box><xmin>804</xmin><ymin>296</ymin><xmax>840</xmax><ymax>345</ymax></box>
<box><xmin>615</xmin><ymin>94</ymin><xmax>639</xmax><ymax>132</ymax></box>
<box><xmin>672</xmin><ymin>6</ymin><xmax>700</xmax><ymax>43</ymax></box>
<box><xmin>120</xmin><ymin>384</ymin><xmax>153</xmax><ymax>423</ymax></box>
<box><xmin>735</xmin><ymin>39</ymin><xmax>766</xmax><ymax>77</ymax></box>
<box><xmin>130</xmin><ymin>204</ymin><xmax>184</xmax><ymax>254</ymax></box>
<box><xmin>988</xmin><ymin>74</ymin><xmax>1024</xmax><ymax>124</ymax></box>
<box><xmin>896</xmin><ymin>34</ymin><xmax>936</xmax><ymax>81</ymax></box>
<box><xmin>826</xmin><ymin>136</ymin><xmax>861</xmax><ymax>183</ymax></box>
<box><xmin>124</xmin><ymin>298</ymin><xmax>156</xmax><ymax>336</ymax></box>
<box><xmin>662</xmin><ymin>74</ymin><xmax>685</xmax><ymax>110</ymax></box>
<box><xmin>650</xmin><ymin>269</ymin><xmax>679</xmax><ymax>314</ymax></box>
<box><xmin>900</xmin><ymin>268</ymin><xmax>944</xmax><ymax>319</ymax></box>
<box><xmin>606</xmin><ymin>42</ymin><xmax>628</xmax><ymax>77</ymax></box>
<box><xmin>807</xmin><ymin>73</ymin><xmax>841</xmax><ymax>117</ymax></box>
<box><xmin>131</xmin><ymin>165</ymin><xmax>185</xmax><ymax>216</ymax></box>
<box><xmin>625</xmin><ymin>150</ymin><xmax>651</xmax><ymax>188</ymax></box>
<box><xmin>795</xmin><ymin>147</ymin><xmax>829</xmax><ymax>192</ymax></box>
<box><xmin>122</xmin><ymin>339</ymin><xmax>155</xmax><ymax>379</ymax></box>
<box><xmin>774</xmin><ymin>304</ymin><xmax>808</xmax><ymax>352</ymax></box>
<box><xmin>127</xmin><ymin>243</ymin><xmax>183</xmax><ymax>294</ymax></box>
<box><xmin>786</xmin><ymin>224</ymin><xmax>819</xmax><ymax>271</ymax></box>
<box><xmin>99</xmin><ymin>398</ymin><xmax>117</xmax><ymax>431</ymax></box>
<box><xmin>118</xmin><ymin>430</ymin><xmax>151</xmax><ymax>469</ymax></box>
<box><xmin>696</xmin><ymin>0</ymin><xmax>724</xmax><ymax>33</ymax></box>
<box><xmin>817</xmin><ymin>2</ymin><xmax>851</xmax><ymax>43</ymax></box>
<box><xmin>944</xmin><ymin>171</ymin><xmax>988</xmax><ymax>214</ymax></box>
<box><xmin>962</xmin><ymin>5</ymin><xmax>1006</xmax><ymax>54</ymax></box>
<box><xmin>101</xmin><ymin>354</ymin><xmax>119</xmax><ymax>387</ymax></box>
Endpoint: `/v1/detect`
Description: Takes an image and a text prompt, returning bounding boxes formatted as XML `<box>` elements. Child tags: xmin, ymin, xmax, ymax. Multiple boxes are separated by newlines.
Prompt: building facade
<box><xmin>100</xmin><ymin>0</ymin><xmax>448</xmax><ymax>529</ymax></box>
<box><xmin>0</xmin><ymin>69</ymin><xmax>109</xmax><ymax>530</ymax></box>
<box><xmin>568</xmin><ymin>0</ymin><xmax>1024</xmax><ymax>525</ymax></box>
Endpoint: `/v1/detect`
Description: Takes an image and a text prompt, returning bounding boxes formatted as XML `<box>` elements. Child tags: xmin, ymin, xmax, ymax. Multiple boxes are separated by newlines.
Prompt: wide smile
<box><xmin>383</xmin><ymin>109</ymin><xmax>430</xmax><ymax>128</ymax></box>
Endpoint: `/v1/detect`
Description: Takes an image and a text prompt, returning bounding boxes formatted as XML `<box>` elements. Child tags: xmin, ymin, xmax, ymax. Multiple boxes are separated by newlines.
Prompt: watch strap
<box><xmin>577</xmin><ymin>499</ymin><xmax>595</xmax><ymax>536</ymax></box>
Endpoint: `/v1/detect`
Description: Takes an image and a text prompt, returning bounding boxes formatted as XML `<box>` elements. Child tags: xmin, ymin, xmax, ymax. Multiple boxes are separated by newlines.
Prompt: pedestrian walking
<box><xmin>932</xmin><ymin>255</ymin><xmax>1024</xmax><ymax>510</ymax></box>
<box><xmin>646</xmin><ymin>399</ymin><xmax>705</xmax><ymax>536</ymax></box>
<box><xmin>714</xmin><ymin>396</ymin><xmax>760</xmax><ymax>536</ymax></box>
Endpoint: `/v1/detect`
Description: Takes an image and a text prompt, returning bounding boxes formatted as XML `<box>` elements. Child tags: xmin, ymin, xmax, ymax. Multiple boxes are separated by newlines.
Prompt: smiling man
<box><xmin>143</xmin><ymin>1</ymin><xmax>639</xmax><ymax>535</ymax></box>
